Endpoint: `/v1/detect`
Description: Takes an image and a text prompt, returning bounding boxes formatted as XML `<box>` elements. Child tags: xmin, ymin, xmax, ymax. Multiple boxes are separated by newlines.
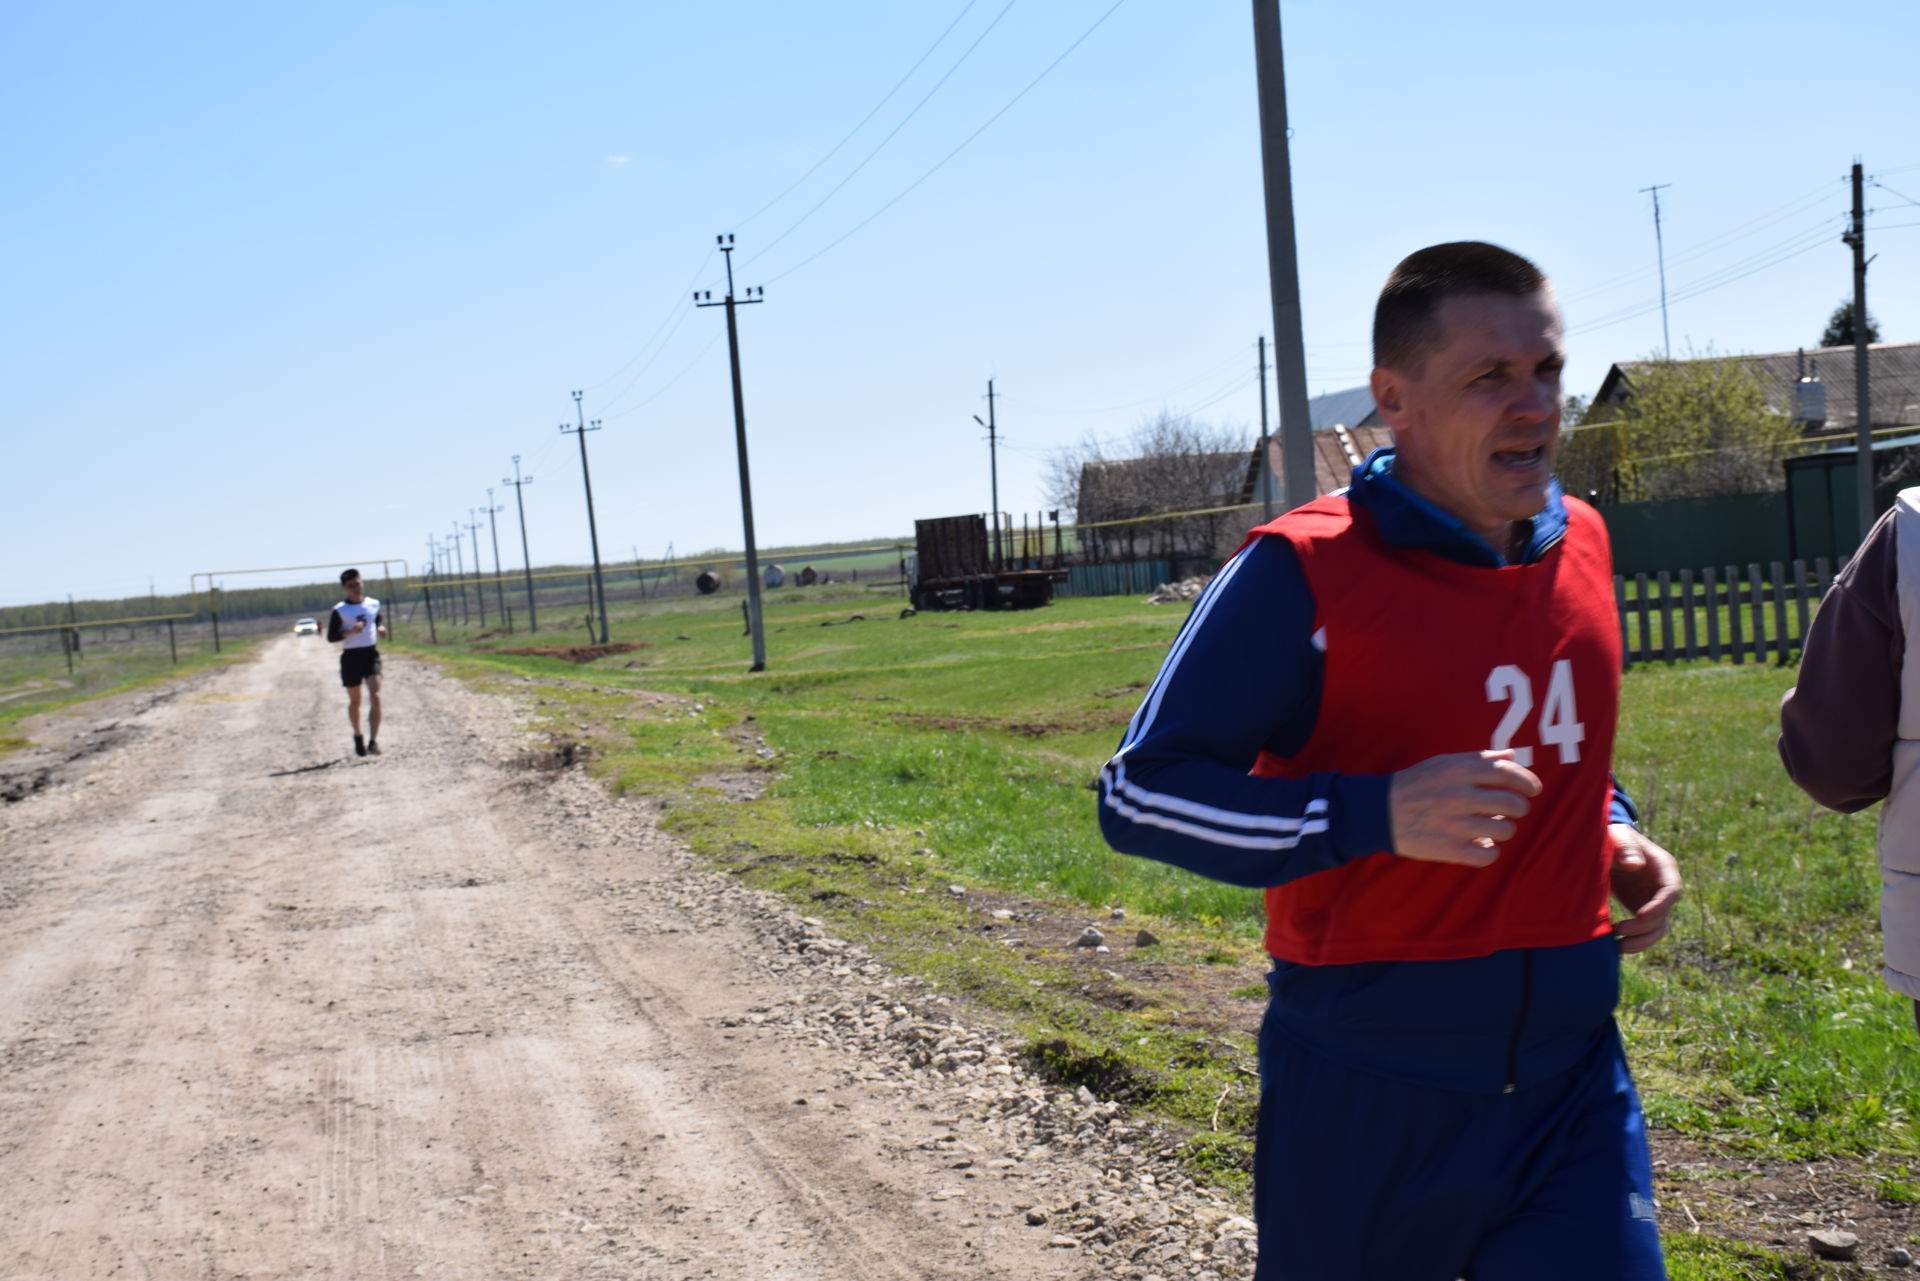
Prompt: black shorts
<box><xmin>340</xmin><ymin>647</ymin><xmax>382</xmax><ymax>688</ymax></box>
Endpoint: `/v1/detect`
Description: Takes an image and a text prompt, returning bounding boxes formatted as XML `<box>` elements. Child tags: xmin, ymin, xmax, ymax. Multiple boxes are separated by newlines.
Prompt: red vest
<box><xmin>1249</xmin><ymin>495</ymin><xmax>1621</xmax><ymax>965</ymax></box>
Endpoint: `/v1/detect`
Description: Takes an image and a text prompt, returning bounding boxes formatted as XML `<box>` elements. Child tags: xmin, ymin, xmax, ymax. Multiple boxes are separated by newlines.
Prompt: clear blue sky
<box><xmin>6</xmin><ymin>0</ymin><xmax>1918</xmax><ymax>605</ymax></box>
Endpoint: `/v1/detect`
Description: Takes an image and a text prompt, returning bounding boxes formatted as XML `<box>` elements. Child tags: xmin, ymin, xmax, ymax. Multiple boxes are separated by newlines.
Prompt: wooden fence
<box><xmin>1616</xmin><ymin>559</ymin><xmax>1836</xmax><ymax>671</ymax></box>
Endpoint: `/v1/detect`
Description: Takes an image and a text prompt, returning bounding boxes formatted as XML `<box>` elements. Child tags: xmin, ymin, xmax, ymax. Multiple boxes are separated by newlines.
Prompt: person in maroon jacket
<box><xmin>1781</xmin><ymin>493</ymin><xmax>1920</xmax><ymax>1030</ymax></box>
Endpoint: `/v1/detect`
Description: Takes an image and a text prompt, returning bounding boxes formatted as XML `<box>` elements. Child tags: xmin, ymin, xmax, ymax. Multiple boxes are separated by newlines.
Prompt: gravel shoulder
<box><xmin>0</xmin><ymin>636</ymin><xmax>1251</xmax><ymax>1280</ymax></box>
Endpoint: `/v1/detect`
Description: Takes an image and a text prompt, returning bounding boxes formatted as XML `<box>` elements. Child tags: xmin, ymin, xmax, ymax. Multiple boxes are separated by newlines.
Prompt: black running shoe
<box><xmin>367</xmin><ymin>740</ymin><xmax>382</xmax><ymax>756</ymax></box>
<box><xmin>354</xmin><ymin>734</ymin><xmax>367</xmax><ymax>757</ymax></box>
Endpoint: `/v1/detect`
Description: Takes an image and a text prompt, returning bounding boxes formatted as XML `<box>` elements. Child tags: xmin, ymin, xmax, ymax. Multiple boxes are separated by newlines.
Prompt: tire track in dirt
<box><xmin>0</xmin><ymin>636</ymin><xmax>1080</xmax><ymax>1280</ymax></box>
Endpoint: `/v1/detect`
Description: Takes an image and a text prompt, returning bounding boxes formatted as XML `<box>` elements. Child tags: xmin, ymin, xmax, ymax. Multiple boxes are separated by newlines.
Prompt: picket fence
<box><xmin>1615</xmin><ymin>559</ymin><xmax>1836</xmax><ymax>671</ymax></box>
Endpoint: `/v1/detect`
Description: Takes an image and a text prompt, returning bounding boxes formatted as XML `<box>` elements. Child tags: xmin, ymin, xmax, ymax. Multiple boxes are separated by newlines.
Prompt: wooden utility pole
<box><xmin>503</xmin><ymin>456</ymin><xmax>538</xmax><ymax>633</ymax></box>
<box><xmin>1843</xmin><ymin>160</ymin><xmax>1875</xmax><ymax>543</ymax></box>
<box><xmin>464</xmin><ymin>513</ymin><xmax>488</xmax><ymax>628</ymax></box>
<box><xmin>972</xmin><ymin>380</ymin><xmax>1002</xmax><ymax>569</ymax></box>
<box><xmin>1257</xmin><ymin>335</ymin><xmax>1274</xmax><ymax>521</ymax></box>
<box><xmin>483</xmin><ymin>491</ymin><xmax>508</xmax><ymax>624</ymax></box>
<box><xmin>1250</xmin><ymin>0</ymin><xmax>1317</xmax><ymax>511</ymax></box>
<box><xmin>561</xmin><ymin>391</ymin><xmax>611</xmax><ymax>645</ymax></box>
<box><xmin>697</xmin><ymin>234</ymin><xmax>769</xmax><ymax>671</ymax></box>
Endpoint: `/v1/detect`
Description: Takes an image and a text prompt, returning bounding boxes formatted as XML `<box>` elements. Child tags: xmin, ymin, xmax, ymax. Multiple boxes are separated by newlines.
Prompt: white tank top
<box><xmin>335</xmin><ymin>598</ymin><xmax>381</xmax><ymax>650</ymax></box>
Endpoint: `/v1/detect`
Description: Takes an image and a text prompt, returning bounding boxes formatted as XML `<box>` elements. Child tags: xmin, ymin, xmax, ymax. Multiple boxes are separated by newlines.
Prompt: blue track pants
<box><xmin>1252</xmin><ymin>1020</ymin><xmax>1665</xmax><ymax>1280</ymax></box>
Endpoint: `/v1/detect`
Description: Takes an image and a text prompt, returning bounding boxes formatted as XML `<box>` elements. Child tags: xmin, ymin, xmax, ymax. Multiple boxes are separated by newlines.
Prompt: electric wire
<box><xmin>595</xmin><ymin>0</ymin><xmax>1124</xmax><ymax>417</ymax></box>
<box><xmin>758</xmin><ymin>0</ymin><xmax>1129</xmax><ymax>287</ymax></box>
<box><xmin>579</xmin><ymin>247</ymin><xmax>715</xmax><ymax>393</ymax></box>
<box><xmin>730</xmin><ymin>0</ymin><xmax>982</xmax><ymax>232</ymax></box>
<box><xmin>1000</xmin><ymin>347</ymin><xmax>1251</xmax><ymax>416</ymax></box>
<box><xmin>1033</xmin><ymin>372</ymin><xmax>1261</xmax><ymax>457</ymax></box>
<box><xmin>584</xmin><ymin>4</ymin><xmax>988</xmax><ymax>407</ymax></box>
<box><xmin>1557</xmin><ymin>176</ymin><xmax>1843</xmax><ymax>304</ymax></box>
<box><xmin>597</xmin><ymin>296</ymin><xmax>698</xmax><ymax>415</ymax></box>
<box><xmin>1568</xmin><ymin>219</ymin><xmax>1841</xmax><ymax>337</ymax></box>
<box><xmin>1568</xmin><ymin>213</ymin><xmax>1845</xmax><ymax>331</ymax></box>
<box><xmin>1872</xmin><ymin>181</ymin><xmax>1920</xmax><ymax>209</ymax></box>
<box><xmin>601</xmin><ymin>332</ymin><xmax>726</xmax><ymax>422</ymax></box>
<box><xmin>744</xmin><ymin>0</ymin><xmax>1023</xmax><ymax>267</ymax></box>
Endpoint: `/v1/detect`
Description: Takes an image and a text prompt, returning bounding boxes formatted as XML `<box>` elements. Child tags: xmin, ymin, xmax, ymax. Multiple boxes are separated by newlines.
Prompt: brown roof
<box><xmin>1259</xmin><ymin>424</ymin><xmax>1395</xmax><ymax>497</ymax></box>
<box><xmin>1593</xmin><ymin>341</ymin><xmax>1920</xmax><ymax>433</ymax></box>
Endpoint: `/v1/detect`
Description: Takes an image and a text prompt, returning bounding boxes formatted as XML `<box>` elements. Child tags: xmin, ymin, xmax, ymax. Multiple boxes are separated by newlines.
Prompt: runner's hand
<box><xmin>1609</xmin><ymin>824</ymin><xmax>1680</xmax><ymax>954</ymax></box>
<box><xmin>1387</xmin><ymin>750</ymin><xmax>1542</xmax><ymax>867</ymax></box>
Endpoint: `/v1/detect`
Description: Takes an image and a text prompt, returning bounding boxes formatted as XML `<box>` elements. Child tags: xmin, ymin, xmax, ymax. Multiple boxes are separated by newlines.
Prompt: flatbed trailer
<box><xmin>910</xmin><ymin>515</ymin><xmax>1066</xmax><ymax>611</ymax></box>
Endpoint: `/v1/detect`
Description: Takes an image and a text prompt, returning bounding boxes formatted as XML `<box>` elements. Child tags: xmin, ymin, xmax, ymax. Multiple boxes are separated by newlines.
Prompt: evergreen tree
<box><xmin>1821</xmin><ymin>299</ymin><xmax>1881</xmax><ymax>347</ymax></box>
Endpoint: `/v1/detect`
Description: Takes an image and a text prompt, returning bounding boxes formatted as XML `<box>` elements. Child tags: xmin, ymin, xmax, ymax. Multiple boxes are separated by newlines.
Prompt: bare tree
<box><xmin>1051</xmin><ymin>412</ymin><xmax>1254</xmax><ymax>567</ymax></box>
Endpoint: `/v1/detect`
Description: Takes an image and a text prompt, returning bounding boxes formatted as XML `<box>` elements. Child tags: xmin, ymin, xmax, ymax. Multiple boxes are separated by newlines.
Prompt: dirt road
<box><xmin>0</xmin><ymin>638</ymin><xmax>1236</xmax><ymax>1280</ymax></box>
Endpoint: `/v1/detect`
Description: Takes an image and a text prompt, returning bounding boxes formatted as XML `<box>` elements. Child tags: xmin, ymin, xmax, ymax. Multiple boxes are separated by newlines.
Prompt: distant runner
<box><xmin>327</xmin><ymin>568</ymin><xmax>387</xmax><ymax>757</ymax></box>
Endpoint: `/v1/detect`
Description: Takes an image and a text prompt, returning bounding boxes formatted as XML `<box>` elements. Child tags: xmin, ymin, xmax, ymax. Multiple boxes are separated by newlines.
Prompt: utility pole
<box><xmin>465</xmin><ymin>512</ymin><xmax>488</xmax><ymax>627</ymax></box>
<box><xmin>561</xmin><ymin>391</ymin><xmax>611</xmax><ymax>644</ymax></box>
<box><xmin>971</xmin><ymin>379</ymin><xmax>1002</xmax><ymax>570</ymax></box>
<box><xmin>1844</xmin><ymin>160</ymin><xmax>1875</xmax><ymax>543</ymax></box>
<box><xmin>483</xmin><ymin>490</ymin><xmax>508</xmax><ymax>624</ymax></box>
<box><xmin>1250</xmin><ymin>0</ymin><xmax>1317</xmax><ymax>511</ymax></box>
<box><xmin>448</xmin><ymin>523</ymin><xmax>468</xmax><ymax>624</ymax></box>
<box><xmin>1640</xmin><ymin>183</ymin><xmax>1673</xmax><ymax>359</ymax></box>
<box><xmin>1257</xmin><ymin>335</ymin><xmax>1275</xmax><ymax>521</ymax></box>
<box><xmin>503</xmin><ymin>456</ymin><xmax>539</xmax><ymax>633</ymax></box>
<box><xmin>696</xmin><ymin>233</ymin><xmax>769</xmax><ymax>671</ymax></box>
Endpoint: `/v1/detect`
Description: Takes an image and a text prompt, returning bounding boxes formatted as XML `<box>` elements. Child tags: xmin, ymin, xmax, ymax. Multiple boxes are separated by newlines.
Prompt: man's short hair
<box><xmin>340</xmin><ymin>568</ymin><xmax>361</xmax><ymax>585</ymax></box>
<box><xmin>1373</xmin><ymin>242</ymin><xmax>1549</xmax><ymax>373</ymax></box>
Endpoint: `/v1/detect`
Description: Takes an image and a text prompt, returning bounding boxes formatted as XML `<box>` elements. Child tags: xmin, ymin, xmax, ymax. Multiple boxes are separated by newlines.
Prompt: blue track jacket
<box><xmin>1098</xmin><ymin>450</ymin><xmax>1638</xmax><ymax>1093</ymax></box>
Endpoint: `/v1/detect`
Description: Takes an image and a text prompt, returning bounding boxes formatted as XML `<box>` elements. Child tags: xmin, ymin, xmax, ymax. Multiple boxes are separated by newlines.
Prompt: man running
<box><xmin>1098</xmin><ymin>242</ymin><xmax>1681</xmax><ymax>1279</ymax></box>
<box><xmin>327</xmin><ymin>568</ymin><xmax>387</xmax><ymax>757</ymax></box>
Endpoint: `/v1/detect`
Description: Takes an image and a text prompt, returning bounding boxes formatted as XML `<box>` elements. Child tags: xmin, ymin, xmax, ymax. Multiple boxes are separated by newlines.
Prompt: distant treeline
<box><xmin>5</xmin><ymin>537</ymin><xmax>914</xmax><ymax>635</ymax></box>
<box><xmin>0</xmin><ymin>578</ymin><xmax>353</xmax><ymax>632</ymax></box>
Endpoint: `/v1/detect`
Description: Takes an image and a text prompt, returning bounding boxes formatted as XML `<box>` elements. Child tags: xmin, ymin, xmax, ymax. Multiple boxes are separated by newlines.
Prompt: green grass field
<box><xmin>393</xmin><ymin>583</ymin><xmax>1913</xmax><ymax>1278</ymax></box>
<box><xmin>0</xmin><ymin>624</ymin><xmax>269</xmax><ymax>755</ymax></box>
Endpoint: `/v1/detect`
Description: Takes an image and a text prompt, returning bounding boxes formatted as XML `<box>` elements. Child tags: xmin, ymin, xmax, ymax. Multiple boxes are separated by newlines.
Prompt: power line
<box><xmin>597</xmin><ymin>295</ymin><xmax>699</xmax><ymax>414</ymax></box>
<box><xmin>577</xmin><ymin>1</ymin><xmax>1127</xmax><ymax>425</ymax></box>
<box><xmin>600</xmin><ymin>331</ymin><xmax>726</xmax><ymax>421</ymax></box>
<box><xmin>759</xmin><ymin>0</ymin><xmax>1129</xmax><ymax>287</ymax></box>
<box><xmin>998</xmin><ymin>348</ymin><xmax>1249</xmax><ymax>415</ymax></box>
<box><xmin>1872</xmin><ymin>181</ymin><xmax>1920</xmax><ymax>209</ymax></box>
<box><xmin>1558</xmin><ymin>176</ymin><xmax>1842</xmax><ymax>304</ymax></box>
<box><xmin>1568</xmin><ymin>213</ymin><xmax>1844</xmax><ymax>336</ymax></box>
<box><xmin>731</xmin><ymin>0</ymin><xmax>983</xmax><ymax>231</ymax></box>
<box><xmin>1569</xmin><ymin>232</ymin><xmax>1834</xmax><ymax>337</ymax></box>
<box><xmin>746</xmin><ymin>0</ymin><xmax>1023</xmax><ymax>266</ymax></box>
<box><xmin>579</xmin><ymin>247</ymin><xmax>715</xmax><ymax>393</ymax></box>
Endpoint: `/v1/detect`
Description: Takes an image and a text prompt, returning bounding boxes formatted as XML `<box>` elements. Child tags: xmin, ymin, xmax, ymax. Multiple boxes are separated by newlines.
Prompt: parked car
<box><xmin>293</xmin><ymin>617</ymin><xmax>319</xmax><ymax>636</ymax></box>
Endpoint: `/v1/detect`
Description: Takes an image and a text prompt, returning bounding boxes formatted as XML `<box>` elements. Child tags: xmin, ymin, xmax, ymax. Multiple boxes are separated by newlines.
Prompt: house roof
<box><xmin>1592</xmin><ymin>341</ymin><xmax>1920</xmax><ymax>432</ymax></box>
<box><xmin>1307</xmin><ymin>384</ymin><xmax>1379</xmax><ymax>433</ymax></box>
<box><xmin>1077</xmin><ymin>450</ymin><xmax>1254</xmax><ymax>520</ymax></box>
<box><xmin>1259</xmin><ymin>423</ymin><xmax>1395</xmax><ymax>497</ymax></box>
